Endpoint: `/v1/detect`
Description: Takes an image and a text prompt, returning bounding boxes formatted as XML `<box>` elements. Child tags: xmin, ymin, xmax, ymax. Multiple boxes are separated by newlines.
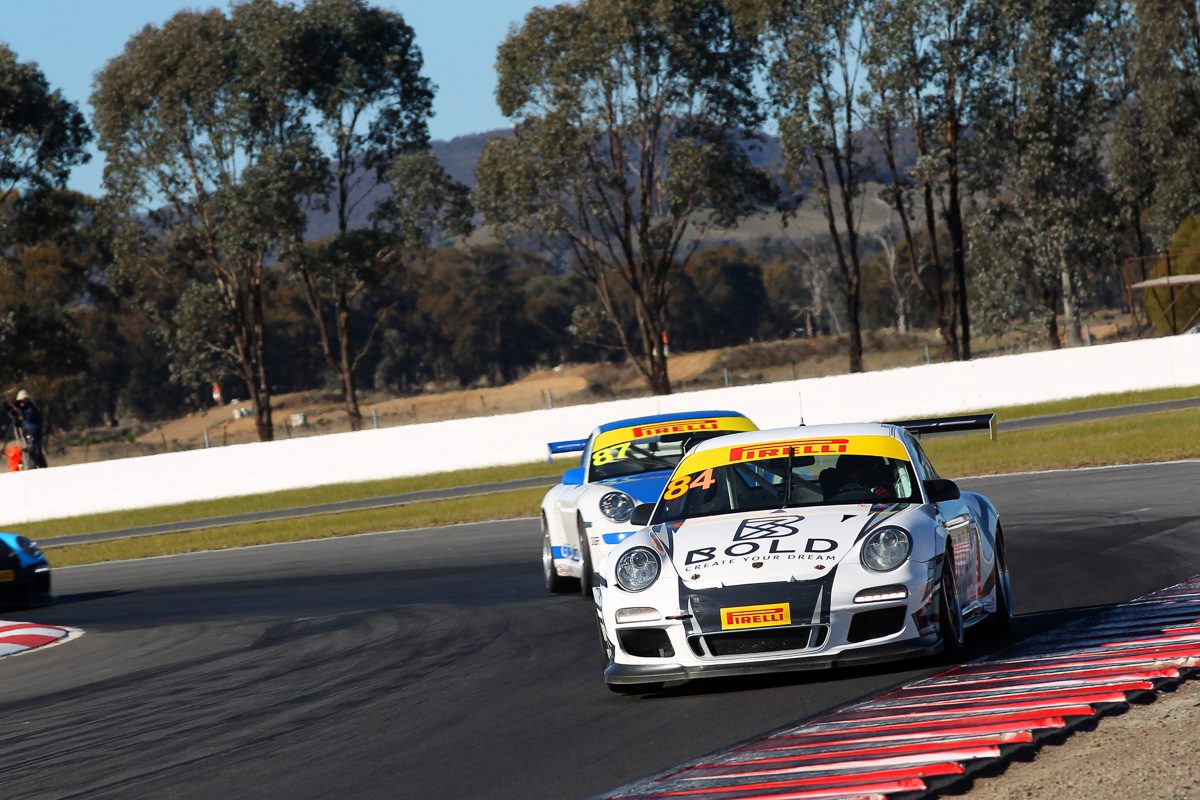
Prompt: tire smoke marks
<box><xmin>601</xmin><ymin>575</ymin><xmax>1200</xmax><ymax>800</ymax></box>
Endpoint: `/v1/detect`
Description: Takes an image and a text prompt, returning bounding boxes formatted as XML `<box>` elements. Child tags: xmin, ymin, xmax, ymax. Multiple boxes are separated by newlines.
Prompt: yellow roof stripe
<box><xmin>593</xmin><ymin>415</ymin><xmax>756</xmax><ymax>451</ymax></box>
<box><xmin>675</xmin><ymin>434</ymin><xmax>911</xmax><ymax>475</ymax></box>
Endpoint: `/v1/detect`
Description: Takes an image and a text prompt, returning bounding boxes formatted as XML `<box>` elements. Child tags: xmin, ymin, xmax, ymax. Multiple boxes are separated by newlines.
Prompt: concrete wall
<box><xmin>2</xmin><ymin>334</ymin><xmax>1198</xmax><ymax>526</ymax></box>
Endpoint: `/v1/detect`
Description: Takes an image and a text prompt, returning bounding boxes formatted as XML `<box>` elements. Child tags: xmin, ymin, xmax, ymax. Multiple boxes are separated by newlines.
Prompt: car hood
<box><xmin>663</xmin><ymin>504</ymin><xmax>916</xmax><ymax>590</ymax></box>
<box><xmin>595</xmin><ymin>471</ymin><xmax>671</xmax><ymax>505</ymax></box>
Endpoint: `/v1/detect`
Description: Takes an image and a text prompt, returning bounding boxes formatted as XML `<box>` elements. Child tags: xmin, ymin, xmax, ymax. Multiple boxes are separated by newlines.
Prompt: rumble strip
<box><xmin>0</xmin><ymin>621</ymin><xmax>74</xmax><ymax>658</ymax></box>
<box><xmin>600</xmin><ymin>575</ymin><xmax>1200</xmax><ymax>800</ymax></box>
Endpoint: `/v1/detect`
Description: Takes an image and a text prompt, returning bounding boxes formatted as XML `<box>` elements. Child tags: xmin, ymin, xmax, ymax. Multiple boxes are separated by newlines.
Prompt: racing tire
<box><xmin>543</xmin><ymin>516</ymin><xmax>576</xmax><ymax>594</ymax></box>
<box><xmin>938</xmin><ymin>550</ymin><xmax>965</xmax><ymax>660</ymax></box>
<box><xmin>981</xmin><ymin>528</ymin><xmax>1014</xmax><ymax>635</ymax></box>
<box><xmin>577</xmin><ymin>515</ymin><xmax>594</xmax><ymax>598</ymax></box>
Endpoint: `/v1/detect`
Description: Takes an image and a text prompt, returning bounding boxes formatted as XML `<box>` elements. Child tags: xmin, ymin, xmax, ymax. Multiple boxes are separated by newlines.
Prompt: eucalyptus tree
<box><xmin>861</xmin><ymin>0</ymin><xmax>1007</xmax><ymax>360</ymax></box>
<box><xmin>969</xmin><ymin>0</ymin><xmax>1115</xmax><ymax>347</ymax></box>
<box><xmin>864</xmin><ymin>0</ymin><xmax>957</xmax><ymax>357</ymax></box>
<box><xmin>93</xmin><ymin>8</ymin><xmax>321</xmax><ymax>441</ymax></box>
<box><xmin>284</xmin><ymin>0</ymin><xmax>466</xmax><ymax>427</ymax></box>
<box><xmin>733</xmin><ymin>0</ymin><xmax>875</xmax><ymax>372</ymax></box>
<box><xmin>1123</xmin><ymin>1</ymin><xmax>1200</xmax><ymax>250</ymax></box>
<box><xmin>0</xmin><ymin>43</ymin><xmax>91</xmax><ymax>372</ymax></box>
<box><xmin>475</xmin><ymin>0</ymin><xmax>774</xmax><ymax>395</ymax></box>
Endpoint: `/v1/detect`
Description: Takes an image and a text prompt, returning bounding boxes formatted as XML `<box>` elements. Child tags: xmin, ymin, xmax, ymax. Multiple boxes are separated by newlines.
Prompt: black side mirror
<box><xmin>630</xmin><ymin>503</ymin><xmax>654</xmax><ymax>526</ymax></box>
<box><xmin>924</xmin><ymin>479</ymin><xmax>960</xmax><ymax>502</ymax></box>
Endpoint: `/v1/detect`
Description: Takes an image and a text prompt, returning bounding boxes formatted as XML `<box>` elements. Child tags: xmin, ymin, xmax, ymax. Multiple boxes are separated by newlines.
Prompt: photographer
<box><xmin>6</xmin><ymin>390</ymin><xmax>47</xmax><ymax>469</ymax></box>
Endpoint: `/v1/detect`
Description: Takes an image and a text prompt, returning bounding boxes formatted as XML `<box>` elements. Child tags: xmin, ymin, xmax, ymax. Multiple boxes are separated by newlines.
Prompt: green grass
<box><xmin>982</xmin><ymin>385</ymin><xmax>1200</xmax><ymax>422</ymax></box>
<box><xmin>18</xmin><ymin>459</ymin><xmax>564</xmax><ymax>540</ymax></box>
<box><xmin>45</xmin><ymin>487</ymin><xmax>546</xmax><ymax>567</ymax></box>
<box><xmin>926</xmin><ymin>406</ymin><xmax>1200</xmax><ymax>477</ymax></box>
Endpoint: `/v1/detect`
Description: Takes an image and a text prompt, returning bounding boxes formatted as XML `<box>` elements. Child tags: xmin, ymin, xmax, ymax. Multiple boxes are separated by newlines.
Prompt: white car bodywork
<box><xmin>540</xmin><ymin>411</ymin><xmax>758</xmax><ymax>597</ymax></box>
<box><xmin>596</xmin><ymin>420</ymin><xmax>1012</xmax><ymax>691</ymax></box>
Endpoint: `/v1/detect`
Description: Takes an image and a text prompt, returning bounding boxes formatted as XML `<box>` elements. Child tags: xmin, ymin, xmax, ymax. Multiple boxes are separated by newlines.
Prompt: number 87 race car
<box><xmin>596</xmin><ymin>415</ymin><xmax>1013</xmax><ymax>693</ymax></box>
<box><xmin>541</xmin><ymin>411</ymin><xmax>757</xmax><ymax>597</ymax></box>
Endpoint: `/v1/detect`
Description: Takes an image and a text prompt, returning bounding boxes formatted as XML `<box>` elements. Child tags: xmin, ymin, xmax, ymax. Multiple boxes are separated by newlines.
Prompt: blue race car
<box><xmin>0</xmin><ymin>533</ymin><xmax>53</xmax><ymax>608</ymax></box>
<box><xmin>540</xmin><ymin>410</ymin><xmax>757</xmax><ymax>596</ymax></box>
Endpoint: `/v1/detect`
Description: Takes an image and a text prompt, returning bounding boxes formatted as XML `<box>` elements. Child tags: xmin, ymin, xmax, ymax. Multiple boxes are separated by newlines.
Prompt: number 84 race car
<box><xmin>541</xmin><ymin>410</ymin><xmax>757</xmax><ymax>597</ymax></box>
<box><xmin>596</xmin><ymin>415</ymin><xmax>1013</xmax><ymax>693</ymax></box>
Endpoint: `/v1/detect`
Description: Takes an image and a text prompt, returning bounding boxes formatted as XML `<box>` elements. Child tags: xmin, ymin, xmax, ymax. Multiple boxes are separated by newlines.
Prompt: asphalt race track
<box><xmin>3</xmin><ymin>461</ymin><xmax>1200</xmax><ymax>799</ymax></box>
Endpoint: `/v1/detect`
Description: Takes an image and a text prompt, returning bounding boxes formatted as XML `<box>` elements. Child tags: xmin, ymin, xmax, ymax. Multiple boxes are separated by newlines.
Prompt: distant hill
<box><xmin>427</xmin><ymin>125</ymin><xmax>916</xmax><ymax>190</ymax></box>
<box><xmin>302</xmin><ymin>125</ymin><xmax>917</xmax><ymax>242</ymax></box>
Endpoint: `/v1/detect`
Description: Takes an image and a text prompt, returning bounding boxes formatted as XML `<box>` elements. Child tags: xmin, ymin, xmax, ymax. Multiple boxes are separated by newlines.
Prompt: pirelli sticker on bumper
<box><xmin>720</xmin><ymin>602</ymin><xmax>791</xmax><ymax>630</ymax></box>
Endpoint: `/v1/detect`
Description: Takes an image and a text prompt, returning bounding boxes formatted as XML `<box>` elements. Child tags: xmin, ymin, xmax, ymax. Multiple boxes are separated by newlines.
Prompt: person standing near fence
<box><xmin>7</xmin><ymin>390</ymin><xmax>47</xmax><ymax>468</ymax></box>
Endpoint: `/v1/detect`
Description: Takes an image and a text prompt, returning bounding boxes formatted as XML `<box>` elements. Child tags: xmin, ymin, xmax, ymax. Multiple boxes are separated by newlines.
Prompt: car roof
<box><xmin>593</xmin><ymin>409</ymin><xmax>749</xmax><ymax>435</ymax></box>
<box><xmin>686</xmin><ymin>422</ymin><xmax>906</xmax><ymax>454</ymax></box>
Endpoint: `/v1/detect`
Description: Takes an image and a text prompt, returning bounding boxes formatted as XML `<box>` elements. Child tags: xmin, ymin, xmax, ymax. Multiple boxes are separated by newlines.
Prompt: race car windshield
<box><xmin>653</xmin><ymin>452</ymin><xmax>920</xmax><ymax>523</ymax></box>
<box><xmin>588</xmin><ymin>431</ymin><xmax>735</xmax><ymax>480</ymax></box>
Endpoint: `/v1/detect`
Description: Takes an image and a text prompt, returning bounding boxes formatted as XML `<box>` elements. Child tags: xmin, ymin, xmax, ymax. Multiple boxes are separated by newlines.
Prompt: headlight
<box><xmin>16</xmin><ymin>536</ymin><xmax>42</xmax><ymax>559</ymax></box>
<box><xmin>599</xmin><ymin>491</ymin><xmax>635</xmax><ymax>523</ymax></box>
<box><xmin>614</xmin><ymin>547</ymin><xmax>661</xmax><ymax>592</ymax></box>
<box><xmin>861</xmin><ymin>527</ymin><xmax>911</xmax><ymax>572</ymax></box>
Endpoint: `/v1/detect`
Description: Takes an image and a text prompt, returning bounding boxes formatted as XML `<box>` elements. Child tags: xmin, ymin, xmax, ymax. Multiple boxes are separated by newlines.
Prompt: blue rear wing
<box><xmin>547</xmin><ymin>438</ymin><xmax>588</xmax><ymax>456</ymax></box>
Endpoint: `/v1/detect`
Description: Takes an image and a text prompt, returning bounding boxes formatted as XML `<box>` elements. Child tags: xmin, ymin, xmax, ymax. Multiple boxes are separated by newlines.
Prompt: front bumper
<box><xmin>604</xmin><ymin>633</ymin><xmax>940</xmax><ymax>685</ymax></box>
<box><xmin>0</xmin><ymin>566</ymin><xmax>52</xmax><ymax>607</ymax></box>
<box><xmin>599</xmin><ymin>560</ymin><xmax>942</xmax><ymax>687</ymax></box>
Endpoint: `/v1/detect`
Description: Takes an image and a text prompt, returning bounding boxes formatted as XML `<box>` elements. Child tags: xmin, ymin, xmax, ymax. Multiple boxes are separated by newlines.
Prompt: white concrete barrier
<box><xmin>1</xmin><ymin>334</ymin><xmax>1197</xmax><ymax>526</ymax></box>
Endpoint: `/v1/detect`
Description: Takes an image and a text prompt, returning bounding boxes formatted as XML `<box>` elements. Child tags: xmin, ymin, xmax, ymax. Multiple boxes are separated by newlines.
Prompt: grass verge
<box><xmin>45</xmin><ymin>487</ymin><xmax>545</xmax><ymax>567</ymax></box>
<box><xmin>18</xmin><ymin>459</ymin><xmax>563</xmax><ymax>540</ymax></box>
<box><xmin>925</xmin><ymin>406</ymin><xmax>1200</xmax><ymax>476</ymax></box>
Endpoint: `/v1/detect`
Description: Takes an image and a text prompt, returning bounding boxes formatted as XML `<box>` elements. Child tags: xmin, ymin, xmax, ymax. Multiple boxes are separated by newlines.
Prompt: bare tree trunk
<box><xmin>1060</xmin><ymin>256</ymin><xmax>1082</xmax><ymax>345</ymax></box>
<box><xmin>250</xmin><ymin>273</ymin><xmax>274</xmax><ymax>442</ymax></box>
<box><xmin>1042</xmin><ymin>284</ymin><xmax>1061</xmax><ymax>348</ymax></box>
<box><xmin>335</xmin><ymin>289</ymin><xmax>362</xmax><ymax>428</ymax></box>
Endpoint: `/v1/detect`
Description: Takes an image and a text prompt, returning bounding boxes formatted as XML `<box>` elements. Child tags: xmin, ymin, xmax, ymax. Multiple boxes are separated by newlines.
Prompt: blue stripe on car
<box><xmin>597</xmin><ymin>472</ymin><xmax>672</xmax><ymax>504</ymax></box>
<box><xmin>602</xmin><ymin>532</ymin><xmax>637</xmax><ymax>545</ymax></box>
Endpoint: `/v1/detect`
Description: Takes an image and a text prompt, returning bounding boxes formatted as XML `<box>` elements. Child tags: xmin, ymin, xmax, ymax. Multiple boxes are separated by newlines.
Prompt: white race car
<box><xmin>596</xmin><ymin>416</ymin><xmax>1012</xmax><ymax>692</ymax></box>
<box><xmin>541</xmin><ymin>410</ymin><xmax>758</xmax><ymax>596</ymax></box>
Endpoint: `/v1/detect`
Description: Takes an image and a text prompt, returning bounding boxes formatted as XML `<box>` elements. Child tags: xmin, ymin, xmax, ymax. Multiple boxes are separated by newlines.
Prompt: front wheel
<box><xmin>577</xmin><ymin>516</ymin><xmax>594</xmax><ymax>598</ymax></box>
<box><xmin>938</xmin><ymin>551</ymin><xmax>965</xmax><ymax>660</ymax></box>
<box><xmin>543</xmin><ymin>516</ymin><xmax>575</xmax><ymax>594</ymax></box>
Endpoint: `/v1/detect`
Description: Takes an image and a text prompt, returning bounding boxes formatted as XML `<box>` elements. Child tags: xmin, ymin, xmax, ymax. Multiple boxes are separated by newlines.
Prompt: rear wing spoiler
<box><xmin>547</xmin><ymin>438</ymin><xmax>588</xmax><ymax>456</ymax></box>
<box><xmin>887</xmin><ymin>413</ymin><xmax>997</xmax><ymax>440</ymax></box>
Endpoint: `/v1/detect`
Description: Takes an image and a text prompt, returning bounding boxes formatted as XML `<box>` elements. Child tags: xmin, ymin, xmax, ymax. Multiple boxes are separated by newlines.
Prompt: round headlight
<box><xmin>861</xmin><ymin>527</ymin><xmax>911</xmax><ymax>572</ymax></box>
<box><xmin>614</xmin><ymin>547</ymin><xmax>661</xmax><ymax>592</ymax></box>
<box><xmin>16</xmin><ymin>536</ymin><xmax>42</xmax><ymax>559</ymax></box>
<box><xmin>599</xmin><ymin>491</ymin><xmax>635</xmax><ymax>523</ymax></box>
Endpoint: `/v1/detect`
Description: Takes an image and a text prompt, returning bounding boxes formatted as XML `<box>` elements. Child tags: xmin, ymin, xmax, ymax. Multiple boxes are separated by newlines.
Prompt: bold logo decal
<box><xmin>721</xmin><ymin>603</ymin><xmax>792</xmax><ymax>630</ymax></box>
<box><xmin>631</xmin><ymin>419</ymin><xmax>719</xmax><ymax>438</ymax></box>
<box><xmin>728</xmin><ymin>438</ymin><xmax>850</xmax><ymax>462</ymax></box>
<box><xmin>734</xmin><ymin>515</ymin><xmax>804</xmax><ymax>540</ymax></box>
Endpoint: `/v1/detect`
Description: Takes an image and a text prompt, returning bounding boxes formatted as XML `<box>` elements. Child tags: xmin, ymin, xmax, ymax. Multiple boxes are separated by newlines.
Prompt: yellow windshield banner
<box><xmin>674</xmin><ymin>434</ymin><xmax>911</xmax><ymax>475</ymax></box>
<box><xmin>592</xmin><ymin>415</ymin><xmax>756</xmax><ymax>451</ymax></box>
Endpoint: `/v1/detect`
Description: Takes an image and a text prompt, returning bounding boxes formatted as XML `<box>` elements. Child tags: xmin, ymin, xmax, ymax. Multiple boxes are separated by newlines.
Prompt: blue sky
<box><xmin>2</xmin><ymin>0</ymin><xmax>541</xmax><ymax>197</ymax></box>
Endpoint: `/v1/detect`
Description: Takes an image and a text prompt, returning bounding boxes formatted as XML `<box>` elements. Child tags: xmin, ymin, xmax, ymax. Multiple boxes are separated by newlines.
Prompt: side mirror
<box><xmin>562</xmin><ymin>467</ymin><xmax>585</xmax><ymax>486</ymax></box>
<box><xmin>924</xmin><ymin>478</ymin><xmax>961</xmax><ymax>503</ymax></box>
<box><xmin>630</xmin><ymin>503</ymin><xmax>654</xmax><ymax>526</ymax></box>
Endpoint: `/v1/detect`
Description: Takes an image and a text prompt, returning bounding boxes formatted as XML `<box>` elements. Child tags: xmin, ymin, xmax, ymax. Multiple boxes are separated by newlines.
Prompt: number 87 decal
<box><xmin>592</xmin><ymin>442</ymin><xmax>631</xmax><ymax>466</ymax></box>
<box><xmin>662</xmin><ymin>468</ymin><xmax>715</xmax><ymax>500</ymax></box>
